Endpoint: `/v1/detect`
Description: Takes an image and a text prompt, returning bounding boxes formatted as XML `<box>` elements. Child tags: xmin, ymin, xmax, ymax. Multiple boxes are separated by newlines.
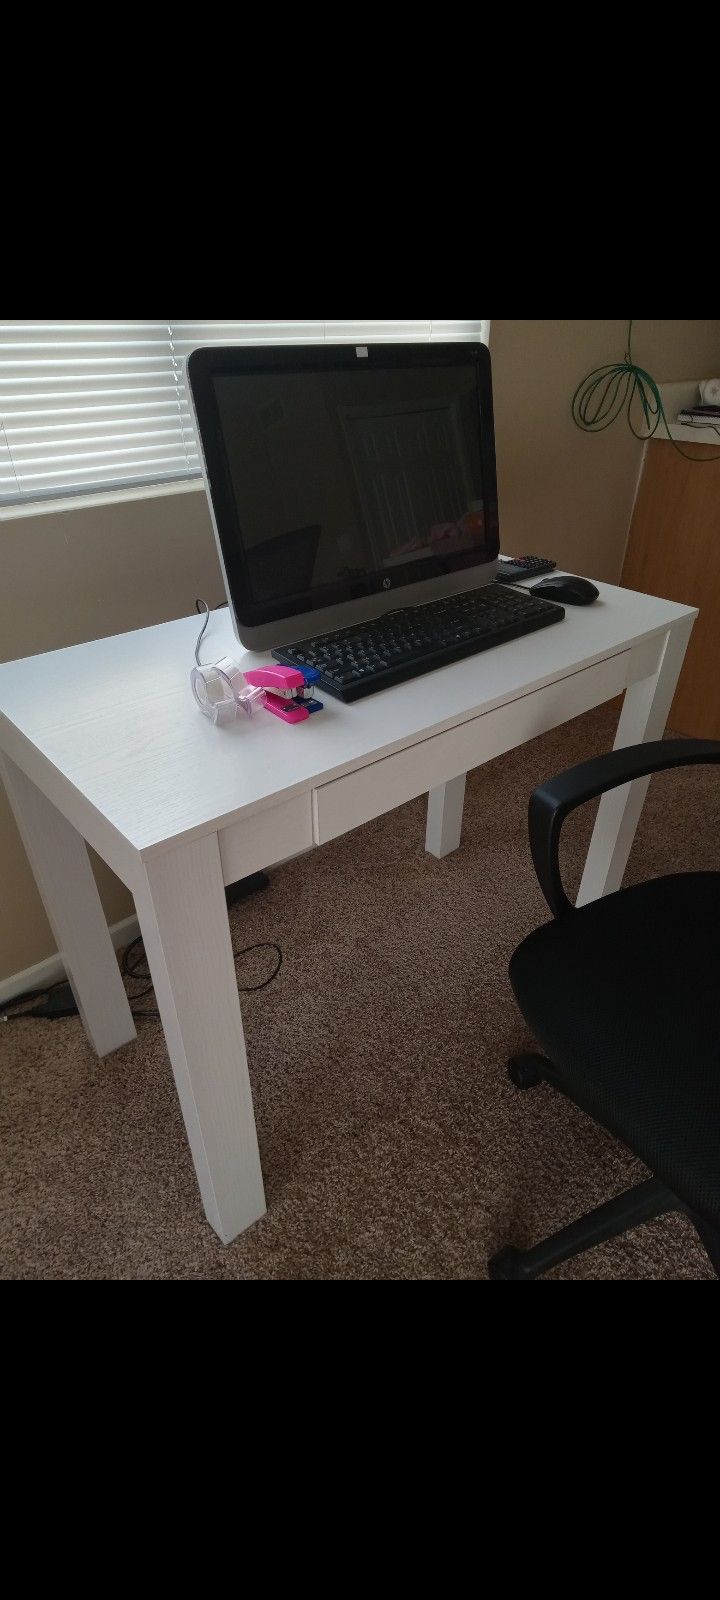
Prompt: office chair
<box><xmin>489</xmin><ymin>738</ymin><xmax>720</xmax><ymax>1281</ymax></box>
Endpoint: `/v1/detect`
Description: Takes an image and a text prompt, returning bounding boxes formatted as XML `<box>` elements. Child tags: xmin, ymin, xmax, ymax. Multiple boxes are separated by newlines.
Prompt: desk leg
<box><xmin>134</xmin><ymin>832</ymin><xmax>266</xmax><ymax>1244</ymax></box>
<box><xmin>0</xmin><ymin>754</ymin><xmax>137</xmax><ymax>1055</ymax></box>
<box><xmin>426</xmin><ymin>774</ymin><xmax>467</xmax><ymax>858</ymax></box>
<box><xmin>577</xmin><ymin>615</ymin><xmax>695</xmax><ymax>906</ymax></box>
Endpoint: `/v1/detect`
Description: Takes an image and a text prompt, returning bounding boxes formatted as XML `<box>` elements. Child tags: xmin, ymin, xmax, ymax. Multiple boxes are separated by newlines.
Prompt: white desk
<box><xmin>0</xmin><ymin>578</ymin><xmax>696</xmax><ymax>1243</ymax></box>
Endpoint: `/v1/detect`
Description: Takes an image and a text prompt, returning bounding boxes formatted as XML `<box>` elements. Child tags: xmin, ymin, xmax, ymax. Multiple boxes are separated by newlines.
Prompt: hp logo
<box><xmin>382</xmin><ymin>577</ymin><xmax>392</xmax><ymax>590</ymax></box>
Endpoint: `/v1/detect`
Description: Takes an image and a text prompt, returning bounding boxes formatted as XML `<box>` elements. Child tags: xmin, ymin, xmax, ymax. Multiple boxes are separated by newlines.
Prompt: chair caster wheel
<box><xmin>507</xmin><ymin>1053</ymin><xmax>546</xmax><ymax>1090</ymax></box>
<box><xmin>488</xmin><ymin>1247</ymin><xmax>533</xmax><ymax>1280</ymax></box>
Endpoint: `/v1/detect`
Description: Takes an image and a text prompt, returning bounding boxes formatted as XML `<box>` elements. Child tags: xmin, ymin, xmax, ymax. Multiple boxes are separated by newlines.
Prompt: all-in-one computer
<box><xmin>187</xmin><ymin>341</ymin><xmax>563</xmax><ymax>702</ymax></box>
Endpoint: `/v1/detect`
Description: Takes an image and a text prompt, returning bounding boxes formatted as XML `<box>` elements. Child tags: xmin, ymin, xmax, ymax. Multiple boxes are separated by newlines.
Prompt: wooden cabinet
<box><xmin>622</xmin><ymin>439</ymin><xmax>720</xmax><ymax>737</ymax></box>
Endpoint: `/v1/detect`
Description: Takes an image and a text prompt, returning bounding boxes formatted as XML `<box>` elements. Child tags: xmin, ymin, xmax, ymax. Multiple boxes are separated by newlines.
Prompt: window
<box><xmin>0</xmin><ymin>321</ymin><xmax>489</xmax><ymax>506</ymax></box>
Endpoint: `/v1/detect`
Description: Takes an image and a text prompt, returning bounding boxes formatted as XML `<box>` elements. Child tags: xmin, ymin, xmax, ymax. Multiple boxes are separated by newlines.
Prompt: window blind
<box><xmin>0</xmin><ymin>320</ymin><xmax>489</xmax><ymax>505</ymax></box>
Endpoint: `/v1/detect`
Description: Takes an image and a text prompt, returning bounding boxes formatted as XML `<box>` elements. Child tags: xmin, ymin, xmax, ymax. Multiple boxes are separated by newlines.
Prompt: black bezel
<box><xmin>187</xmin><ymin>341</ymin><xmax>499</xmax><ymax>631</ymax></box>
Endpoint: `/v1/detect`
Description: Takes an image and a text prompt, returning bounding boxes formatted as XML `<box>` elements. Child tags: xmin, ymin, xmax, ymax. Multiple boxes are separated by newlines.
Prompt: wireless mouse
<box><xmin>530</xmin><ymin>575</ymin><xmax>599</xmax><ymax>606</ymax></box>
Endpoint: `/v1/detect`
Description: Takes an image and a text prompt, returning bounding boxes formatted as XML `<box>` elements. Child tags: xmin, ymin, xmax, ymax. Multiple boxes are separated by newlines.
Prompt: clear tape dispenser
<box><xmin>191</xmin><ymin>657</ymin><xmax>265</xmax><ymax>725</ymax></box>
<box><xmin>190</xmin><ymin>602</ymin><xmax>265</xmax><ymax>725</ymax></box>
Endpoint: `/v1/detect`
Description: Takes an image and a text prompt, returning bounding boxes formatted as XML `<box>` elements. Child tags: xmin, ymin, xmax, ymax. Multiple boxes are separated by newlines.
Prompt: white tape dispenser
<box><xmin>190</xmin><ymin>601</ymin><xmax>265</xmax><ymax>725</ymax></box>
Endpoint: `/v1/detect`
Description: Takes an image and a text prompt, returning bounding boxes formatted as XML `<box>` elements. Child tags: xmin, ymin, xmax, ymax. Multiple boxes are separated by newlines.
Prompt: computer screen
<box><xmin>188</xmin><ymin>342</ymin><xmax>499</xmax><ymax>650</ymax></box>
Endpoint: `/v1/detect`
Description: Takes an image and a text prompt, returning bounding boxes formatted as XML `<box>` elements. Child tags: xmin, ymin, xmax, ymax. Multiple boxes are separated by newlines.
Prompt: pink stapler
<box><xmin>243</xmin><ymin>664</ymin><xmax>310</xmax><ymax>723</ymax></box>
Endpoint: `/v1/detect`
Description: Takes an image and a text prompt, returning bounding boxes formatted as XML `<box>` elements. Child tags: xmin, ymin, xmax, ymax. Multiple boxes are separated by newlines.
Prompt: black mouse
<box><xmin>530</xmin><ymin>575</ymin><xmax>599</xmax><ymax>606</ymax></box>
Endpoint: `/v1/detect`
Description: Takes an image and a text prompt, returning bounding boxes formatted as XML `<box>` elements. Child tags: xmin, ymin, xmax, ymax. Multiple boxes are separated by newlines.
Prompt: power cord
<box><xmin>194</xmin><ymin>596</ymin><xmax>227</xmax><ymax>659</ymax></box>
<box><xmin>1</xmin><ymin>936</ymin><xmax>283</xmax><ymax>1024</ymax></box>
<box><xmin>572</xmin><ymin>320</ymin><xmax>720</xmax><ymax>461</ymax></box>
<box><xmin>120</xmin><ymin>934</ymin><xmax>283</xmax><ymax>1020</ymax></box>
<box><xmin>195</xmin><ymin>597</ymin><xmax>212</xmax><ymax>664</ymax></box>
<box><xmin>194</xmin><ymin>595</ymin><xmax>229</xmax><ymax>663</ymax></box>
<box><xmin>1</xmin><ymin>978</ymin><xmax>80</xmax><ymax>1023</ymax></box>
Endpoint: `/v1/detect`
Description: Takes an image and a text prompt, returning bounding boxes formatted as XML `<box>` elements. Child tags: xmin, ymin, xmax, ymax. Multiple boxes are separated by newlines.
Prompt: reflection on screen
<box><xmin>213</xmin><ymin>365</ymin><xmax>493</xmax><ymax>605</ymax></box>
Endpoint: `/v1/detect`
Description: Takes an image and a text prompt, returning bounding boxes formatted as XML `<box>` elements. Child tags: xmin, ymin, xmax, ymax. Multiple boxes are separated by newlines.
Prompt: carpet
<box><xmin>1</xmin><ymin>704</ymin><xmax>717</xmax><ymax>1280</ymax></box>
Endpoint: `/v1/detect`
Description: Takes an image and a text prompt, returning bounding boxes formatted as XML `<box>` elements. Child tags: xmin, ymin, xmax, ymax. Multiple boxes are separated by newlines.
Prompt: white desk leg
<box><xmin>133</xmin><ymin>831</ymin><xmax>266</xmax><ymax>1244</ymax></box>
<box><xmin>0</xmin><ymin>754</ymin><xmax>136</xmax><ymax>1055</ymax></box>
<box><xmin>426</xmin><ymin>774</ymin><xmax>467</xmax><ymax>858</ymax></box>
<box><xmin>577</xmin><ymin>615</ymin><xmax>695</xmax><ymax>907</ymax></box>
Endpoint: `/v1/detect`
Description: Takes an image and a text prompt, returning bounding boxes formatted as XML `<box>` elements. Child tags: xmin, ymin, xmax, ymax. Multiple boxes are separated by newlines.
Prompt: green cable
<box><xmin>571</xmin><ymin>320</ymin><xmax>720</xmax><ymax>460</ymax></box>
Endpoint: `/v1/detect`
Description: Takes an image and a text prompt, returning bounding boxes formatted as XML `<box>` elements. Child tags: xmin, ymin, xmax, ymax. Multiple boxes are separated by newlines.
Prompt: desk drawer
<box><xmin>312</xmin><ymin>644</ymin><xmax>659</xmax><ymax>845</ymax></box>
<box><xmin>219</xmin><ymin>793</ymin><xmax>313</xmax><ymax>885</ymax></box>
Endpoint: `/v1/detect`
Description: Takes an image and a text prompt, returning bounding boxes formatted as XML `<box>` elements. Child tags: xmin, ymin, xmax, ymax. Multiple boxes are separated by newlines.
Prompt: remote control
<box><xmin>495</xmin><ymin>555</ymin><xmax>556</xmax><ymax>585</ymax></box>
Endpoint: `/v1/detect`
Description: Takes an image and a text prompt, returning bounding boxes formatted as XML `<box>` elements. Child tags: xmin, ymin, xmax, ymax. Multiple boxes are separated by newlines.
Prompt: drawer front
<box><xmin>313</xmin><ymin>645</ymin><xmax>655</xmax><ymax>845</ymax></box>
<box><xmin>219</xmin><ymin>793</ymin><xmax>313</xmax><ymax>886</ymax></box>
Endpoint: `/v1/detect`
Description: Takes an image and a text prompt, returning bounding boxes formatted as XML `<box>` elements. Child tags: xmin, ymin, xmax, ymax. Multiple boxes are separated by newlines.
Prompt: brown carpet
<box><xmin>1</xmin><ymin>703</ymin><xmax>718</xmax><ymax>1280</ymax></box>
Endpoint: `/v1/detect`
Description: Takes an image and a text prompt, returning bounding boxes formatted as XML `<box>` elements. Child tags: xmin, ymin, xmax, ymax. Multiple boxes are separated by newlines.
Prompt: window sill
<box><xmin>0</xmin><ymin>476</ymin><xmax>204</xmax><ymax>522</ymax></box>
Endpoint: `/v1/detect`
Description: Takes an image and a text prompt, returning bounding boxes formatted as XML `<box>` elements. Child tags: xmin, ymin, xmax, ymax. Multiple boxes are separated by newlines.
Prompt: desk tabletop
<box><xmin>0</xmin><ymin>578</ymin><xmax>697</xmax><ymax>856</ymax></box>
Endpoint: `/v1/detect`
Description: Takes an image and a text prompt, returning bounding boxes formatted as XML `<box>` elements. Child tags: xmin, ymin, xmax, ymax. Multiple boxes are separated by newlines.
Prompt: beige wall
<box><xmin>0</xmin><ymin>486</ymin><xmax>225</xmax><ymax>980</ymax></box>
<box><xmin>3</xmin><ymin>319</ymin><xmax>720</xmax><ymax>983</ymax></box>
<box><xmin>489</xmin><ymin>320</ymin><xmax>720</xmax><ymax>580</ymax></box>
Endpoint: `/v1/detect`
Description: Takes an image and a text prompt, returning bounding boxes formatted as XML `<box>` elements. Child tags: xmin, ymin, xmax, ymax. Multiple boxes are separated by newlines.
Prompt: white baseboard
<box><xmin>0</xmin><ymin>863</ymin><xmax>294</xmax><ymax>1008</ymax></box>
<box><xmin>0</xmin><ymin>913</ymin><xmax>140</xmax><ymax>1006</ymax></box>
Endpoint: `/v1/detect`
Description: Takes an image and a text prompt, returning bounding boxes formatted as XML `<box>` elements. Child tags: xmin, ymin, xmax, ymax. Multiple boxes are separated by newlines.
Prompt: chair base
<box><xmin>488</xmin><ymin>1247</ymin><xmax>537</xmax><ymax>1281</ymax></box>
<box><xmin>507</xmin><ymin>1052</ymin><xmax>566</xmax><ymax>1093</ymax></box>
<box><xmin>493</xmin><ymin>1050</ymin><xmax>720</xmax><ymax>1280</ymax></box>
<box><xmin>692</xmin><ymin>1215</ymin><xmax>720</xmax><ymax>1277</ymax></box>
<box><xmin>489</xmin><ymin>1175</ymin><xmax>687</xmax><ymax>1281</ymax></box>
<box><xmin>507</xmin><ymin>1053</ymin><xmax>547</xmax><ymax>1090</ymax></box>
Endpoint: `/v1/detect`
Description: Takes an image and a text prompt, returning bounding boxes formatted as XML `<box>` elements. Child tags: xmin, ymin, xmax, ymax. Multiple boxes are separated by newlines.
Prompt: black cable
<box><xmin>2</xmin><ymin>936</ymin><xmax>282</xmax><ymax>1024</ymax></box>
<box><xmin>234</xmin><ymin>943</ymin><xmax>283</xmax><ymax>993</ymax></box>
<box><xmin>120</xmin><ymin>933</ymin><xmax>283</xmax><ymax>1020</ymax></box>
<box><xmin>120</xmin><ymin>935</ymin><xmax>155</xmax><ymax>1002</ymax></box>
<box><xmin>1</xmin><ymin>976</ymin><xmax>77</xmax><ymax>1022</ymax></box>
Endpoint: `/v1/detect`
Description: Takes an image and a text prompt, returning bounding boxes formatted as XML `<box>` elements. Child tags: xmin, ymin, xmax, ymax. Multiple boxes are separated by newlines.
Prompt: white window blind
<box><xmin>0</xmin><ymin>320</ymin><xmax>489</xmax><ymax>506</ymax></box>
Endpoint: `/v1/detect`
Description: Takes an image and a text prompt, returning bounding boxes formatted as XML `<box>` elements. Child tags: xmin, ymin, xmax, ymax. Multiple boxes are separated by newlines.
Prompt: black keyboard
<box><xmin>272</xmin><ymin>584</ymin><xmax>565</xmax><ymax>703</ymax></box>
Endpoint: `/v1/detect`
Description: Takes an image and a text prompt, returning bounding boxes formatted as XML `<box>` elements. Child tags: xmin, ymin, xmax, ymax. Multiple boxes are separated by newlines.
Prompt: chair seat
<box><xmin>509</xmin><ymin>873</ymin><xmax>720</xmax><ymax>1226</ymax></box>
